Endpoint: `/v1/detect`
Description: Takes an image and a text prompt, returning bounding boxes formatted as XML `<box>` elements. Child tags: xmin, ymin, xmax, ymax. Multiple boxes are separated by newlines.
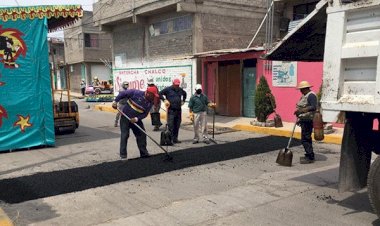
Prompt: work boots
<box><xmin>300</xmin><ymin>156</ymin><xmax>315</xmax><ymax>164</ymax></box>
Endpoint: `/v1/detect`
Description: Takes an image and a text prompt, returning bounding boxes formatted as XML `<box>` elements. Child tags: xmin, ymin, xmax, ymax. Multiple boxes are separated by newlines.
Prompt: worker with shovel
<box><xmin>188</xmin><ymin>84</ymin><xmax>216</xmax><ymax>144</ymax></box>
<box><xmin>294</xmin><ymin>81</ymin><xmax>318</xmax><ymax>164</ymax></box>
<box><xmin>114</xmin><ymin>81</ymin><xmax>129</xmax><ymax>127</ymax></box>
<box><xmin>112</xmin><ymin>87</ymin><xmax>158</xmax><ymax>160</ymax></box>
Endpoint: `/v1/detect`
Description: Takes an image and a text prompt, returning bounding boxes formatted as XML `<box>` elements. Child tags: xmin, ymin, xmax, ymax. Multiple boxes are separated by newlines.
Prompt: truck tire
<box><xmin>368</xmin><ymin>156</ymin><xmax>380</xmax><ymax>218</ymax></box>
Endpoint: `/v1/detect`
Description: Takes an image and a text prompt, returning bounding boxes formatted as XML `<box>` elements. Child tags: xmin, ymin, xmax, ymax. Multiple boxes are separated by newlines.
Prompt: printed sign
<box><xmin>0</xmin><ymin>18</ymin><xmax>55</xmax><ymax>151</ymax></box>
<box><xmin>272</xmin><ymin>61</ymin><xmax>297</xmax><ymax>87</ymax></box>
<box><xmin>113</xmin><ymin>65</ymin><xmax>192</xmax><ymax>100</ymax></box>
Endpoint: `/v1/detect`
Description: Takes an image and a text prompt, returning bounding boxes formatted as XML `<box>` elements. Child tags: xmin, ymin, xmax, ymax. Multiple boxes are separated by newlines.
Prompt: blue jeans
<box><xmin>119</xmin><ymin>116</ymin><xmax>149</xmax><ymax>158</ymax></box>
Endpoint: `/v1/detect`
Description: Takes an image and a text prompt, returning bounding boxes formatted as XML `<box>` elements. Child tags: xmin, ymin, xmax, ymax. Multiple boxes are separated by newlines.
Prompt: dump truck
<box><xmin>266</xmin><ymin>0</ymin><xmax>380</xmax><ymax>218</ymax></box>
<box><xmin>321</xmin><ymin>0</ymin><xmax>380</xmax><ymax>217</ymax></box>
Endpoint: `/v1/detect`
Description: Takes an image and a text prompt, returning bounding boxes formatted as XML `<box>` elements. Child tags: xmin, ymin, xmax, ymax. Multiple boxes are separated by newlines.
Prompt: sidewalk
<box><xmin>91</xmin><ymin>100</ymin><xmax>343</xmax><ymax>145</ymax></box>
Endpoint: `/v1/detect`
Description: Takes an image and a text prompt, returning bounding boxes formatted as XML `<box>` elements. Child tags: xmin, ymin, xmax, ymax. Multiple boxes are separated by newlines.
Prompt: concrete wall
<box><xmin>69</xmin><ymin>63</ymin><xmax>84</xmax><ymax>93</ymax></box>
<box><xmin>201</xmin><ymin>13</ymin><xmax>265</xmax><ymax>51</ymax></box>
<box><xmin>49</xmin><ymin>41</ymin><xmax>65</xmax><ymax>65</ymax></box>
<box><xmin>64</xmin><ymin>11</ymin><xmax>112</xmax><ymax>64</ymax></box>
<box><xmin>64</xmin><ymin>21</ymin><xmax>84</xmax><ymax>64</ymax></box>
<box><xmin>112</xmin><ymin>11</ymin><xmax>193</xmax><ymax>65</ymax></box>
<box><xmin>113</xmin><ymin>23</ymin><xmax>145</xmax><ymax>63</ymax></box>
<box><xmin>148</xmin><ymin>12</ymin><xmax>193</xmax><ymax>58</ymax></box>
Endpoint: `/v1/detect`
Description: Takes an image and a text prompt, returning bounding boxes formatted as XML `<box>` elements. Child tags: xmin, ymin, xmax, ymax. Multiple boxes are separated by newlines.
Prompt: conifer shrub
<box><xmin>255</xmin><ymin>76</ymin><xmax>276</xmax><ymax>122</ymax></box>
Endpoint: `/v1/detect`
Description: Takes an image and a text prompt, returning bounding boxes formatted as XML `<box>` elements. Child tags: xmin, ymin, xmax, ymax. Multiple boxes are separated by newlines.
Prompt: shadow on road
<box><xmin>293</xmin><ymin>167</ymin><xmax>377</xmax><ymax>216</ymax></box>
<box><xmin>0</xmin><ymin>135</ymin><xmax>294</xmax><ymax>204</ymax></box>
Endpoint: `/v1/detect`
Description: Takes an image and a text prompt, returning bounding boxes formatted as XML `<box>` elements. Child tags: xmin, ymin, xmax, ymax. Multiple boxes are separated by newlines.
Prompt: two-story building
<box><xmin>93</xmin><ymin>0</ymin><xmax>275</xmax><ymax>97</ymax></box>
<box><xmin>64</xmin><ymin>11</ymin><xmax>112</xmax><ymax>93</ymax></box>
<box><xmin>48</xmin><ymin>37</ymin><xmax>66</xmax><ymax>90</ymax></box>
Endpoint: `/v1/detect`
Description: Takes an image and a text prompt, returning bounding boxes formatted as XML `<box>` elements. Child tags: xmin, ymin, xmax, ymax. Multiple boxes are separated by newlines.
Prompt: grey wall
<box><xmin>113</xmin><ymin>24</ymin><xmax>145</xmax><ymax>62</ymax></box>
<box><xmin>201</xmin><ymin>13</ymin><xmax>265</xmax><ymax>51</ymax></box>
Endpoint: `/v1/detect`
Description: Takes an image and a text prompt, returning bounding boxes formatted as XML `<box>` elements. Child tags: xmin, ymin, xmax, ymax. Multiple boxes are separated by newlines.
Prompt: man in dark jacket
<box><xmin>112</xmin><ymin>87</ymin><xmax>158</xmax><ymax>160</ymax></box>
<box><xmin>159</xmin><ymin>78</ymin><xmax>187</xmax><ymax>143</ymax></box>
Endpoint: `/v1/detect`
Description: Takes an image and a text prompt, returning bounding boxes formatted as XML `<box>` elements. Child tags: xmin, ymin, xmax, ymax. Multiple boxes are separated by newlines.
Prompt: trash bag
<box><xmin>274</xmin><ymin>113</ymin><xmax>283</xmax><ymax>128</ymax></box>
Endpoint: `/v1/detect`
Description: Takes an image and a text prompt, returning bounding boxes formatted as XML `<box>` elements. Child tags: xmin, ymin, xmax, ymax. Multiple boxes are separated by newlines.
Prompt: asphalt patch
<box><xmin>0</xmin><ymin>135</ymin><xmax>297</xmax><ymax>204</ymax></box>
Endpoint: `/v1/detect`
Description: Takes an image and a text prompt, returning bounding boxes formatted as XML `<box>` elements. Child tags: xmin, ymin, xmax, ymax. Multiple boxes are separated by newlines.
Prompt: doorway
<box><xmin>217</xmin><ymin>60</ymin><xmax>241</xmax><ymax>116</ymax></box>
<box><xmin>243</xmin><ymin>59</ymin><xmax>257</xmax><ymax>117</ymax></box>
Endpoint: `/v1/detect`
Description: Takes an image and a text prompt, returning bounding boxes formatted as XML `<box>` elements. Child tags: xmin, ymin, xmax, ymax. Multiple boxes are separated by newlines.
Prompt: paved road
<box><xmin>0</xmin><ymin>98</ymin><xmax>378</xmax><ymax>225</ymax></box>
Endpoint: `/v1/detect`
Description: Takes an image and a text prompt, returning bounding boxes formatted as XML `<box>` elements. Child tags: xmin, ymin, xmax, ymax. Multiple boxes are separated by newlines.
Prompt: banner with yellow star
<box><xmin>0</xmin><ymin>11</ymin><xmax>56</xmax><ymax>151</ymax></box>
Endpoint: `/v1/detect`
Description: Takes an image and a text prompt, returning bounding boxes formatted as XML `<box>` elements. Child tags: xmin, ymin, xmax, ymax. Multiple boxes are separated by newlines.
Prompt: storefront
<box><xmin>196</xmin><ymin>48</ymin><xmax>323</xmax><ymax>122</ymax></box>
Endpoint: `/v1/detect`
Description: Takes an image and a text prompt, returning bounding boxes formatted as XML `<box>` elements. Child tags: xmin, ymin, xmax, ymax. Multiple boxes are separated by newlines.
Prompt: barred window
<box><xmin>84</xmin><ymin>33</ymin><xmax>99</xmax><ymax>48</ymax></box>
<box><xmin>152</xmin><ymin>15</ymin><xmax>192</xmax><ymax>36</ymax></box>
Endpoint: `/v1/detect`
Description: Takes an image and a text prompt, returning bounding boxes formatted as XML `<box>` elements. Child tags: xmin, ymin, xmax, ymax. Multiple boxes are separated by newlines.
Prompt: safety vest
<box><xmin>296</xmin><ymin>91</ymin><xmax>316</xmax><ymax>121</ymax></box>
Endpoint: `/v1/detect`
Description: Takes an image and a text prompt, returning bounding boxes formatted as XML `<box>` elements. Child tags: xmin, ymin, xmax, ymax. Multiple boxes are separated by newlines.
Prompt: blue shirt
<box><xmin>159</xmin><ymin>86</ymin><xmax>187</xmax><ymax>110</ymax></box>
<box><xmin>115</xmin><ymin>89</ymin><xmax>153</xmax><ymax>120</ymax></box>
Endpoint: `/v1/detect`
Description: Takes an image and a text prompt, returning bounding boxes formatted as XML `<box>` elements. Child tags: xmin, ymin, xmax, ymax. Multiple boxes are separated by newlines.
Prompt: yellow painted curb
<box><xmin>94</xmin><ymin>105</ymin><xmax>117</xmax><ymax>113</ymax></box>
<box><xmin>94</xmin><ymin>105</ymin><xmax>169</xmax><ymax>120</ymax></box>
<box><xmin>0</xmin><ymin>208</ymin><xmax>14</xmax><ymax>226</ymax></box>
<box><xmin>233</xmin><ymin>124</ymin><xmax>342</xmax><ymax>145</ymax></box>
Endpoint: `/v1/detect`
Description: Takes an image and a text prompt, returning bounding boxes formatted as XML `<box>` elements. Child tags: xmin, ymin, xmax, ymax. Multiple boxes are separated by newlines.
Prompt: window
<box><xmin>293</xmin><ymin>2</ymin><xmax>318</xmax><ymax>20</ymax></box>
<box><xmin>151</xmin><ymin>15</ymin><xmax>192</xmax><ymax>36</ymax></box>
<box><xmin>84</xmin><ymin>33</ymin><xmax>99</xmax><ymax>48</ymax></box>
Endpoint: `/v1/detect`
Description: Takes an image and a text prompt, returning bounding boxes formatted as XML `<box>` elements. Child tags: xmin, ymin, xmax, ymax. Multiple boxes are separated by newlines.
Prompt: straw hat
<box><xmin>297</xmin><ymin>81</ymin><xmax>312</xmax><ymax>89</ymax></box>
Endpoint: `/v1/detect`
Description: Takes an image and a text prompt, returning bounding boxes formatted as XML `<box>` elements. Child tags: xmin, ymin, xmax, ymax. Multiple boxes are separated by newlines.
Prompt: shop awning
<box><xmin>192</xmin><ymin>47</ymin><xmax>265</xmax><ymax>58</ymax></box>
<box><xmin>0</xmin><ymin>5</ymin><xmax>83</xmax><ymax>32</ymax></box>
<box><xmin>265</xmin><ymin>0</ymin><xmax>328</xmax><ymax>62</ymax></box>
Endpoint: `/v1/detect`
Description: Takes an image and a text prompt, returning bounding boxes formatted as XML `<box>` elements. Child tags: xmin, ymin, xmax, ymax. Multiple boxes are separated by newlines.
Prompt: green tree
<box><xmin>255</xmin><ymin>76</ymin><xmax>276</xmax><ymax>122</ymax></box>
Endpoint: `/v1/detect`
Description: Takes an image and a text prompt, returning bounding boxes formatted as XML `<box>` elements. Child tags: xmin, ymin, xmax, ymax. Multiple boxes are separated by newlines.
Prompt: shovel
<box><xmin>276</xmin><ymin>121</ymin><xmax>297</xmax><ymax>167</ymax></box>
<box><xmin>209</xmin><ymin>107</ymin><xmax>217</xmax><ymax>144</ymax></box>
<box><xmin>117</xmin><ymin>108</ymin><xmax>173</xmax><ymax>161</ymax></box>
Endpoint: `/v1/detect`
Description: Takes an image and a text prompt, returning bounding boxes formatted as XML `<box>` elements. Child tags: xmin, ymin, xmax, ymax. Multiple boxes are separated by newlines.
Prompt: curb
<box><xmin>0</xmin><ymin>208</ymin><xmax>13</xmax><ymax>226</ymax></box>
<box><xmin>94</xmin><ymin>104</ymin><xmax>117</xmax><ymax>113</ymax></box>
<box><xmin>94</xmin><ymin>104</ymin><xmax>343</xmax><ymax>145</ymax></box>
<box><xmin>233</xmin><ymin>124</ymin><xmax>342</xmax><ymax>145</ymax></box>
<box><xmin>94</xmin><ymin>105</ymin><xmax>169</xmax><ymax>121</ymax></box>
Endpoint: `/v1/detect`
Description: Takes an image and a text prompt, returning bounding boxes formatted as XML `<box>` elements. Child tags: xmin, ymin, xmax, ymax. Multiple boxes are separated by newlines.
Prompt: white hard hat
<box><xmin>147</xmin><ymin>75</ymin><xmax>154</xmax><ymax>85</ymax></box>
<box><xmin>195</xmin><ymin>84</ymin><xmax>202</xmax><ymax>90</ymax></box>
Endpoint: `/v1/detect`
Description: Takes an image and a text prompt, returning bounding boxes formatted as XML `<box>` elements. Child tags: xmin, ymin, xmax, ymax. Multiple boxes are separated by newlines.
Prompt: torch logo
<box><xmin>0</xmin><ymin>25</ymin><xmax>27</xmax><ymax>68</ymax></box>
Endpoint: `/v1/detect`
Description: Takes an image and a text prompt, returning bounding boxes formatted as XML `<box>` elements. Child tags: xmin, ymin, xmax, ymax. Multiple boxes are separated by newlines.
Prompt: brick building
<box><xmin>93</xmin><ymin>0</ymin><xmax>277</xmax><ymax>96</ymax></box>
<box><xmin>64</xmin><ymin>11</ymin><xmax>112</xmax><ymax>93</ymax></box>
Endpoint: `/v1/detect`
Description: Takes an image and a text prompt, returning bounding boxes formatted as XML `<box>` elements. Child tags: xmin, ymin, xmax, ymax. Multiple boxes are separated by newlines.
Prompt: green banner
<box><xmin>0</xmin><ymin>17</ymin><xmax>55</xmax><ymax>151</ymax></box>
